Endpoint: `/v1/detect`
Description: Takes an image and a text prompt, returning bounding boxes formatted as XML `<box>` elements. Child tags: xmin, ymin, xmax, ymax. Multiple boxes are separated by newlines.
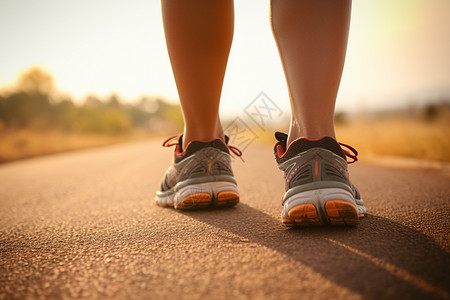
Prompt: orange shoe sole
<box><xmin>216</xmin><ymin>191</ymin><xmax>240</xmax><ymax>207</ymax></box>
<box><xmin>282</xmin><ymin>203</ymin><xmax>322</xmax><ymax>227</ymax></box>
<box><xmin>282</xmin><ymin>200</ymin><xmax>362</xmax><ymax>227</ymax></box>
<box><xmin>156</xmin><ymin>203</ymin><xmax>174</xmax><ymax>208</ymax></box>
<box><xmin>172</xmin><ymin>191</ymin><xmax>240</xmax><ymax>210</ymax></box>
<box><xmin>325</xmin><ymin>200</ymin><xmax>360</xmax><ymax>226</ymax></box>
<box><xmin>175</xmin><ymin>193</ymin><xmax>212</xmax><ymax>209</ymax></box>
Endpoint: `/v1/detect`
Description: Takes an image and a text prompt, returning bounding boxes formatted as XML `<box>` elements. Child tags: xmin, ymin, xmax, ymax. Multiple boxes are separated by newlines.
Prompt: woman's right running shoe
<box><xmin>155</xmin><ymin>135</ymin><xmax>241</xmax><ymax>210</ymax></box>
<box><xmin>274</xmin><ymin>132</ymin><xmax>366</xmax><ymax>227</ymax></box>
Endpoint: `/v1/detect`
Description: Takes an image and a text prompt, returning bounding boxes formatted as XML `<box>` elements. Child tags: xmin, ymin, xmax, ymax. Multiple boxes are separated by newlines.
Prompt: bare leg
<box><xmin>161</xmin><ymin>0</ymin><xmax>234</xmax><ymax>147</ymax></box>
<box><xmin>270</xmin><ymin>0</ymin><xmax>351</xmax><ymax>145</ymax></box>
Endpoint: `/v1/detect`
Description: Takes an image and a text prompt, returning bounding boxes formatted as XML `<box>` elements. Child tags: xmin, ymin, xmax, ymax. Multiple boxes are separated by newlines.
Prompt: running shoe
<box><xmin>274</xmin><ymin>132</ymin><xmax>366</xmax><ymax>227</ymax></box>
<box><xmin>155</xmin><ymin>135</ymin><xmax>241</xmax><ymax>210</ymax></box>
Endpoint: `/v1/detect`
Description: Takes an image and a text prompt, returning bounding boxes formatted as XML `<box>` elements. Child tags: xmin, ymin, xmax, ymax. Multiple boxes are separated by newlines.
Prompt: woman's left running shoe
<box><xmin>155</xmin><ymin>135</ymin><xmax>241</xmax><ymax>210</ymax></box>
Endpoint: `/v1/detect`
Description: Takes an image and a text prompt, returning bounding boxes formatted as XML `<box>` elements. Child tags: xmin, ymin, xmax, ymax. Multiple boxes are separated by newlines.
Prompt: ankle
<box><xmin>287</xmin><ymin>123</ymin><xmax>336</xmax><ymax>146</ymax></box>
<box><xmin>183</xmin><ymin>128</ymin><xmax>224</xmax><ymax>149</ymax></box>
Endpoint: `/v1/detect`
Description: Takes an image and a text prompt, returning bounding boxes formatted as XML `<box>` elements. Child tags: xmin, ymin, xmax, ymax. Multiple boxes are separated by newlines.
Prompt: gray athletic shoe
<box><xmin>155</xmin><ymin>135</ymin><xmax>240</xmax><ymax>210</ymax></box>
<box><xmin>274</xmin><ymin>132</ymin><xmax>366</xmax><ymax>226</ymax></box>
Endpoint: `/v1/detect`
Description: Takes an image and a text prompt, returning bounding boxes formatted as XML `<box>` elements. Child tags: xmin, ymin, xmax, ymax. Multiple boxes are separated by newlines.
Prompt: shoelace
<box><xmin>162</xmin><ymin>135</ymin><xmax>180</xmax><ymax>147</ymax></box>
<box><xmin>338</xmin><ymin>142</ymin><xmax>358</xmax><ymax>164</ymax></box>
<box><xmin>162</xmin><ymin>134</ymin><xmax>243</xmax><ymax>160</ymax></box>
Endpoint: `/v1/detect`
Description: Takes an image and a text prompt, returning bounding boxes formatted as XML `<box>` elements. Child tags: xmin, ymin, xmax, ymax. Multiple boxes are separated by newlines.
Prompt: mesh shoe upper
<box><xmin>159</xmin><ymin>135</ymin><xmax>235</xmax><ymax>192</ymax></box>
<box><xmin>274</xmin><ymin>132</ymin><xmax>361</xmax><ymax>200</ymax></box>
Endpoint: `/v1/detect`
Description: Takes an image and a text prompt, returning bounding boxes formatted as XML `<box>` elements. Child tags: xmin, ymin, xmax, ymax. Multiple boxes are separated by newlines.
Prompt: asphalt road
<box><xmin>0</xmin><ymin>140</ymin><xmax>449</xmax><ymax>300</ymax></box>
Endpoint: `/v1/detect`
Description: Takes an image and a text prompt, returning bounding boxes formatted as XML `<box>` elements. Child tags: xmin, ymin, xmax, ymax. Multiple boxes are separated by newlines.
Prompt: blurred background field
<box><xmin>254</xmin><ymin>105</ymin><xmax>450</xmax><ymax>163</ymax></box>
<box><xmin>1</xmin><ymin>66</ymin><xmax>449</xmax><ymax>164</ymax></box>
<box><xmin>0</xmin><ymin>67</ymin><xmax>183</xmax><ymax>163</ymax></box>
<box><xmin>334</xmin><ymin>110</ymin><xmax>450</xmax><ymax>163</ymax></box>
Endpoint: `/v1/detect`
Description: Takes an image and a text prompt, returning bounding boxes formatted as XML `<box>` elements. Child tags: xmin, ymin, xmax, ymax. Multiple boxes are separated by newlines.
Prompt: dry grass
<box><xmin>254</xmin><ymin>112</ymin><xmax>450</xmax><ymax>163</ymax></box>
<box><xmin>0</xmin><ymin>129</ymin><xmax>151</xmax><ymax>163</ymax></box>
<box><xmin>1</xmin><ymin>113</ymin><xmax>449</xmax><ymax>164</ymax></box>
<box><xmin>336</xmin><ymin>115</ymin><xmax>450</xmax><ymax>162</ymax></box>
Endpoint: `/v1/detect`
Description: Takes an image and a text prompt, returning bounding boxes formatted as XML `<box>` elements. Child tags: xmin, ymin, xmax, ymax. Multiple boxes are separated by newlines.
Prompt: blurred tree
<box><xmin>0</xmin><ymin>66</ymin><xmax>182</xmax><ymax>135</ymax></box>
<box><xmin>0</xmin><ymin>91</ymin><xmax>53</xmax><ymax>129</ymax></box>
<box><xmin>16</xmin><ymin>66</ymin><xmax>55</xmax><ymax>95</ymax></box>
<box><xmin>53</xmin><ymin>98</ymin><xmax>76</xmax><ymax>131</ymax></box>
<box><xmin>156</xmin><ymin>99</ymin><xmax>184</xmax><ymax>130</ymax></box>
<box><xmin>103</xmin><ymin>108</ymin><xmax>132</xmax><ymax>134</ymax></box>
<box><xmin>107</xmin><ymin>94</ymin><xmax>121</xmax><ymax>108</ymax></box>
<box><xmin>334</xmin><ymin>111</ymin><xmax>348</xmax><ymax>125</ymax></box>
<box><xmin>423</xmin><ymin>103</ymin><xmax>439</xmax><ymax>121</ymax></box>
<box><xmin>85</xmin><ymin>95</ymin><xmax>103</xmax><ymax>108</ymax></box>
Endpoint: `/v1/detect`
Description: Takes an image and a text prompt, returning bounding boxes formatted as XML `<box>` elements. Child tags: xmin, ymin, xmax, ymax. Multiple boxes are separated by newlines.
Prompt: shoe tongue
<box><xmin>275</xmin><ymin>132</ymin><xmax>288</xmax><ymax>145</ymax></box>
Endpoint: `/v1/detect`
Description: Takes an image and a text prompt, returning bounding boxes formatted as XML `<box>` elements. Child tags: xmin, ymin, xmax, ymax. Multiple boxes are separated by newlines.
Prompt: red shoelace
<box><xmin>339</xmin><ymin>142</ymin><xmax>358</xmax><ymax>164</ymax></box>
<box><xmin>162</xmin><ymin>135</ymin><xmax>243</xmax><ymax>160</ymax></box>
<box><xmin>163</xmin><ymin>135</ymin><xmax>355</xmax><ymax>163</ymax></box>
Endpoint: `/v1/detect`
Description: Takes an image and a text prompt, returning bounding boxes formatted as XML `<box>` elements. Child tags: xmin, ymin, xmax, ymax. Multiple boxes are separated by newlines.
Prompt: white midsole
<box><xmin>155</xmin><ymin>181</ymin><xmax>239</xmax><ymax>206</ymax></box>
<box><xmin>282</xmin><ymin>188</ymin><xmax>366</xmax><ymax>218</ymax></box>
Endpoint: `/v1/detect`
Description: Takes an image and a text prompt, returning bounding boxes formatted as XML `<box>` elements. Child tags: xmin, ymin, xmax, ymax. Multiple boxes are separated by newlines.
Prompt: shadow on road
<box><xmin>183</xmin><ymin>204</ymin><xmax>450</xmax><ymax>300</ymax></box>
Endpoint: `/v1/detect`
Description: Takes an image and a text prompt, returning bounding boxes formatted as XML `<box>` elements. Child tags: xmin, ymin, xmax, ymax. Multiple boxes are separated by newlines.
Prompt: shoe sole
<box><xmin>281</xmin><ymin>188</ymin><xmax>365</xmax><ymax>227</ymax></box>
<box><xmin>155</xmin><ymin>181</ymin><xmax>240</xmax><ymax>210</ymax></box>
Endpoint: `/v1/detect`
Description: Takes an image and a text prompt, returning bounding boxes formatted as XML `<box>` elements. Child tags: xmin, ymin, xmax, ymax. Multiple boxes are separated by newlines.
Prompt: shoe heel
<box><xmin>174</xmin><ymin>181</ymin><xmax>239</xmax><ymax>210</ymax></box>
<box><xmin>176</xmin><ymin>192</ymin><xmax>212</xmax><ymax>210</ymax></box>
<box><xmin>325</xmin><ymin>200</ymin><xmax>359</xmax><ymax>226</ymax></box>
<box><xmin>216</xmin><ymin>191</ymin><xmax>240</xmax><ymax>207</ymax></box>
<box><xmin>282</xmin><ymin>203</ymin><xmax>322</xmax><ymax>227</ymax></box>
<box><xmin>282</xmin><ymin>187</ymin><xmax>362</xmax><ymax>227</ymax></box>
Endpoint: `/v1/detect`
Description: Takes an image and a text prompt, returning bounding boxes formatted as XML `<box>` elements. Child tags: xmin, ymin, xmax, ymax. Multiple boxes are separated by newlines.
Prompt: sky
<box><xmin>0</xmin><ymin>0</ymin><xmax>449</xmax><ymax>117</ymax></box>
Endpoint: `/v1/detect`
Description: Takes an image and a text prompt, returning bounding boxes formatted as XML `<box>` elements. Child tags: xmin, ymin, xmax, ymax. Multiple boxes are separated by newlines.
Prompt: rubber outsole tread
<box><xmin>216</xmin><ymin>191</ymin><xmax>240</xmax><ymax>207</ymax></box>
<box><xmin>282</xmin><ymin>203</ymin><xmax>322</xmax><ymax>227</ymax></box>
<box><xmin>283</xmin><ymin>200</ymin><xmax>362</xmax><ymax>227</ymax></box>
<box><xmin>325</xmin><ymin>200</ymin><xmax>360</xmax><ymax>226</ymax></box>
<box><xmin>156</xmin><ymin>203</ymin><xmax>174</xmax><ymax>208</ymax></box>
<box><xmin>175</xmin><ymin>193</ymin><xmax>212</xmax><ymax>210</ymax></box>
<box><xmin>157</xmin><ymin>191</ymin><xmax>240</xmax><ymax>210</ymax></box>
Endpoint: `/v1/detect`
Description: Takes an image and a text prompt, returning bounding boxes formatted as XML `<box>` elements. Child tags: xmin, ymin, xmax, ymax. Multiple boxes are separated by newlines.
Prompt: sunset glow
<box><xmin>0</xmin><ymin>0</ymin><xmax>449</xmax><ymax>116</ymax></box>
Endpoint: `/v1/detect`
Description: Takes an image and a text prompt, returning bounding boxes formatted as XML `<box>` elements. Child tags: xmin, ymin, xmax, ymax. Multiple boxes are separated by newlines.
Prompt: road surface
<box><xmin>0</xmin><ymin>140</ymin><xmax>449</xmax><ymax>299</ymax></box>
